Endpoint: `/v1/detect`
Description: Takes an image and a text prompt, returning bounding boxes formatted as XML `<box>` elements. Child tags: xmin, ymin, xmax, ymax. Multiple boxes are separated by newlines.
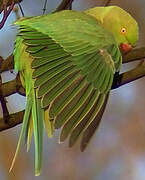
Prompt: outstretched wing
<box><xmin>16</xmin><ymin>10</ymin><xmax>122</xmax><ymax>150</ymax></box>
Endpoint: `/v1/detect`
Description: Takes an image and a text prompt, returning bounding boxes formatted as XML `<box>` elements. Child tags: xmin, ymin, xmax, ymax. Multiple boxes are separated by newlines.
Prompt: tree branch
<box><xmin>123</xmin><ymin>47</ymin><xmax>145</xmax><ymax>63</ymax></box>
<box><xmin>112</xmin><ymin>60</ymin><xmax>145</xmax><ymax>89</ymax></box>
<box><xmin>0</xmin><ymin>55</ymin><xmax>14</xmax><ymax>73</ymax></box>
<box><xmin>1</xmin><ymin>74</ymin><xmax>25</xmax><ymax>97</ymax></box>
<box><xmin>0</xmin><ymin>0</ymin><xmax>23</xmax><ymax>29</ymax></box>
<box><xmin>0</xmin><ymin>110</ymin><xmax>24</xmax><ymax>131</ymax></box>
<box><xmin>102</xmin><ymin>0</ymin><xmax>112</xmax><ymax>6</ymax></box>
<box><xmin>55</xmin><ymin>0</ymin><xmax>74</xmax><ymax>12</ymax></box>
<box><xmin>0</xmin><ymin>57</ymin><xmax>10</xmax><ymax>123</ymax></box>
<box><xmin>0</xmin><ymin>0</ymin><xmax>22</xmax><ymax>12</ymax></box>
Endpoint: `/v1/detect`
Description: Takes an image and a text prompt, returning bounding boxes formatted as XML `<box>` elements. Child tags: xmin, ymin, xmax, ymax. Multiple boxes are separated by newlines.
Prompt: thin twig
<box><xmin>0</xmin><ymin>0</ymin><xmax>22</xmax><ymax>12</ymax></box>
<box><xmin>102</xmin><ymin>0</ymin><xmax>112</xmax><ymax>6</ymax></box>
<box><xmin>55</xmin><ymin>0</ymin><xmax>74</xmax><ymax>12</ymax></box>
<box><xmin>0</xmin><ymin>2</ymin><xmax>15</xmax><ymax>29</ymax></box>
<box><xmin>18</xmin><ymin>2</ymin><xmax>24</xmax><ymax>17</ymax></box>
<box><xmin>42</xmin><ymin>0</ymin><xmax>48</xmax><ymax>14</ymax></box>
<box><xmin>0</xmin><ymin>0</ymin><xmax>23</xmax><ymax>29</ymax></box>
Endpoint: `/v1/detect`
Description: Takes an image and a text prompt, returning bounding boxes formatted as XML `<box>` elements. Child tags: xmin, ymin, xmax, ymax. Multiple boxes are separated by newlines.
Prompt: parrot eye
<box><xmin>120</xmin><ymin>27</ymin><xmax>126</xmax><ymax>35</ymax></box>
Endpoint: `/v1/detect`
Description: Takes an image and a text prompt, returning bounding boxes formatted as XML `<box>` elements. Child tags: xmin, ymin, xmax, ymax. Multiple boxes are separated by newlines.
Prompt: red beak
<box><xmin>120</xmin><ymin>43</ymin><xmax>132</xmax><ymax>53</ymax></box>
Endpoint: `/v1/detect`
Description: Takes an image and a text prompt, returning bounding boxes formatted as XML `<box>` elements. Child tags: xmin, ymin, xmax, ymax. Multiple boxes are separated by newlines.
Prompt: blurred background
<box><xmin>0</xmin><ymin>0</ymin><xmax>145</xmax><ymax>179</ymax></box>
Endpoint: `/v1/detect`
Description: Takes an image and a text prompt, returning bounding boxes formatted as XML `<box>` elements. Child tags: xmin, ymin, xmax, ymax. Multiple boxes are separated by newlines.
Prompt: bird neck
<box><xmin>84</xmin><ymin>6</ymin><xmax>114</xmax><ymax>25</ymax></box>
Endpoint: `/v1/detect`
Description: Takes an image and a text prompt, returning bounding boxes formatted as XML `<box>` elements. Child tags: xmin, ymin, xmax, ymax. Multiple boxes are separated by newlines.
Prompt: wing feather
<box><xmin>69</xmin><ymin>94</ymin><xmax>105</xmax><ymax>147</ymax></box>
<box><xmin>80</xmin><ymin>94</ymin><xmax>109</xmax><ymax>151</ymax></box>
<box><xmin>16</xmin><ymin>10</ymin><xmax>122</xmax><ymax>150</ymax></box>
<box><xmin>54</xmin><ymin>83</ymin><xmax>94</xmax><ymax>129</ymax></box>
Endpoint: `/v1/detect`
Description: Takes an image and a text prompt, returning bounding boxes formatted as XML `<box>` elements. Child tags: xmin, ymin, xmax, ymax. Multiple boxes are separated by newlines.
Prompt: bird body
<box><xmin>11</xmin><ymin>6</ymin><xmax>138</xmax><ymax>175</ymax></box>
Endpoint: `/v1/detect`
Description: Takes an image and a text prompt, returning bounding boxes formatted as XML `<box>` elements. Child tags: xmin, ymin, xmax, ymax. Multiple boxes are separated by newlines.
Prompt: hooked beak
<box><xmin>119</xmin><ymin>43</ymin><xmax>132</xmax><ymax>54</ymax></box>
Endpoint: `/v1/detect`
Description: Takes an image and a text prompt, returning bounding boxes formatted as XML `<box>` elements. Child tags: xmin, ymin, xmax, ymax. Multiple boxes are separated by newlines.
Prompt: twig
<box><xmin>18</xmin><ymin>2</ymin><xmax>24</xmax><ymax>17</ymax></box>
<box><xmin>112</xmin><ymin>60</ymin><xmax>145</xmax><ymax>89</ymax></box>
<box><xmin>0</xmin><ymin>0</ymin><xmax>22</xmax><ymax>12</ymax></box>
<box><xmin>42</xmin><ymin>0</ymin><xmax>48</xmax><ymax>14</ymax></box>
<box><xmin>0</xmin><ymin>2</ymin><xmax>15</xmax><ymax>29</ymax></box>
<box><xmin>55</xmin><ymin>0</ymin><xmax>74</xmax><ymax>12</ymax></box>
<box><xmin>102</xmin><ymin>0</ymin><xmax>112</xmax><ymax>6</ymax></box>
<box><xmin>0</xmin><ymin>74</ymin><xmax>25</xmax><ymax>97</ymax></box>
<box><xmin>0</xmin><ymin>54</ymin><xmax>14</xmax><ymax>73</ymax></box>
<box><xmin>0</xmin><ymin>110</ymin><xmax>24</xmax><ymax>131</ymax></box>
<box><xmin>123</xmin><ymin>47</ymin><xmax>145</xmax><ymax>63</ymax></box>
<box><xmin>0</xmin><ymin>0</ymin><xmax>23</xmax><ymax>29</ymax></box>
<box><xmin>0</xmin><ymin>57</ymin><xmax>9</xmax><ymax>123</ymax></box>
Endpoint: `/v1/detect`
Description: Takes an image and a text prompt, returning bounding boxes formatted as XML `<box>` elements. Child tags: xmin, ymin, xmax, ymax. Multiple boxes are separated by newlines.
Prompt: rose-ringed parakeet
<box><xmin>10</xmin><ymin>6</ymin><xmax>138</xmax><ymax>175</ymax></box>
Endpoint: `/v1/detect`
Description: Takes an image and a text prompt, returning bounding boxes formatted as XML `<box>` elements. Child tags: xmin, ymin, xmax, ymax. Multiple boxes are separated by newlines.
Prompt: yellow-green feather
<box><xmin>13</xmin><ymin>35</ymin><xmax>53</xmax><ymax>176</ymax></box>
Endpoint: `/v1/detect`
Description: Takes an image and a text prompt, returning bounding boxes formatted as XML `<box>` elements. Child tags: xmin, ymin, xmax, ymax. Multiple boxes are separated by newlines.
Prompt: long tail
<box><xmin>10</xmin><ymin>88</ymin><xmax>53</xmax><ymax>176</ymax></box>
<box><xmin>13</xmin><ymin>35</ymin><xmax>53</xmax><ymax>175</ymax></box>
<box><xmin>32</xmin><ymin>89</ymin><xmax>44</xmax><ymax>176</ymax></box>
<box><xmin>27</xmin><ymin>108</ymin><xmax>54</xmax><ymax>152</ymax></box>
<box><xmin>9</xmin><ymin>93</ymin><xmax>32</xmax><ymax>172</ymax></box>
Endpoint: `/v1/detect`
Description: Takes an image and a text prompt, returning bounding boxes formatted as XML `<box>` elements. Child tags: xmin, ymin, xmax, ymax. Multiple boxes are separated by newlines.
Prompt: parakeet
<box><xmin>11</xmin><ymin>6</ymin><xmax>139</xmax><ymax>176</ymax></box>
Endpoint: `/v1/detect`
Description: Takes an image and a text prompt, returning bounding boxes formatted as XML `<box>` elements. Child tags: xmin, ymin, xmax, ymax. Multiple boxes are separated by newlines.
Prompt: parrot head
<box><xmin>85</xmin><ymin>6</ymin><xmax>139</xmax><ymax>53</ymax></box>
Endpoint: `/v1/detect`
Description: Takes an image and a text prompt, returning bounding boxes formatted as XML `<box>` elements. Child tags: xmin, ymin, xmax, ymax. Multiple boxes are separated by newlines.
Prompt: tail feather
<box><xmin>32</xmin><ymin>89</ymin><xmax>44</xmax><ymax>176</ymax></box>
<box><xmin>9</xmin><ymin>94</ymin><xmax>32</xmax><ymax>172</ymax></box>
<box><xmin>14</xmin><ymin>36</ymin><xmax>53</xmax><ymax>176</ymax></box>
<box><xmin>26</xmin><ymin>114</ymin><xmax>33</xmax><ymax>152</ymax></box>
<box><xmin>26</xmin><ymin>108</ymin><xmax>54</xmax><ymax>152</ymax></box>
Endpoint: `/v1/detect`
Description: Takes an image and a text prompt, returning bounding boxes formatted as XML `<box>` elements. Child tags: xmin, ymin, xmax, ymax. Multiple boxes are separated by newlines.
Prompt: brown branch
<box><xmin>0</xmin><ymin>0</ymin><xmax>22</xmax><ymax>12</ymax></box>
<box><xmin>0</xmin><ymin>110</ymin><xmax>24</xmax><ymax>131</ymax></box>
<box><xmin>0</xmin><ymin>57</ymin><xmax>9</xmax><ymax>123</ymax></box>
<box><xmin>123</xmin><ymin>47</ymin><xmax>145</xmax><ymax>63</ymax></box>
<box><xmin>0</xmin><ymin>54</ymin><xmax>14</xmax><ymax>73</ymax></box>
<box><xmin>0</xmin><ymin>2</ymin><xmax>15</xmax><ymax>29</ymax></box>
<box><xmin>0</xmin><ymin>74</ymin><xmax>25</xmax><ymax>97</ymax></box>
<box><xmin>102</xmin><ymin>0</ymin><xmax>112</xmax><ymax>6</ymax></box>
<box><xmin>55</xmin><ymin>0</ymin><xmax>74</xmax><ymax>12</ymax></box>
<box><xmin>0</xmin><ymin>0</ymin><xmax>22</xmax><ymax>29</ymax></box>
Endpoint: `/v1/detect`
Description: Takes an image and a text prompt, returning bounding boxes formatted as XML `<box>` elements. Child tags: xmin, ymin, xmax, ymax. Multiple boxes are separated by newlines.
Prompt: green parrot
<box><xmin>10</xmin><ymin>6</ymin><xmax>138</xmax><ymax>176</ymax></box>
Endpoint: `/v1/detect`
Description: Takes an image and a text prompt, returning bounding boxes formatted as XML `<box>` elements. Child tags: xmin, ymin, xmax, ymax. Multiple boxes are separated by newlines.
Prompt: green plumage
<box><xmin>12</xmin><ymin>6</ymin><xmax>138</xmax><ymax>176</ymax></box>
